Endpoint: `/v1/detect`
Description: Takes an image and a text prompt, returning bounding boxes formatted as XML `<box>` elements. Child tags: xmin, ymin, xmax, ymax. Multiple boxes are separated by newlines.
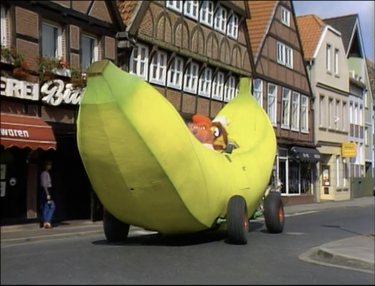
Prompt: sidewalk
<box><xmin>1</xmin><ymin>196</ymin><xmax>373</xmax><ymax>247</ymax></box>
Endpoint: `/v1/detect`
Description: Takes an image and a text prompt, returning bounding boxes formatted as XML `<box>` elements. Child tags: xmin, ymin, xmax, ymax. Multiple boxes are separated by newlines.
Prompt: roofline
<box><xmin>312</xmin><ymin>26</ymin><xmax>328</xmax><ymax>59</ymax></box>
<box><xmin>326</xmin><ymin>25</ymin><xmax>341</xmax><ymax>37</ymax></box>
<box><xmin>346</xmin><ymin>17</ymin><xmax>366</xmax><ymax>58</ymax></box>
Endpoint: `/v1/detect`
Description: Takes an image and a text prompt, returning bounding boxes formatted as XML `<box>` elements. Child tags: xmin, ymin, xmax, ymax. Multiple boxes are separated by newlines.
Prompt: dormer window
<box><xmin>200</xmin><ymin>1</ymin><xmax>214</xmax><ymax>27</ymax></box>
<box><xmin>281</xmin><ymin>7</ymin><xmax>290</xmax><ymax>27</ymax></box>
<box><xmin>227</xmin><ymin>15</ymin><xmax>239</xmax><ymax>39</ymax></box>
<box><xmin>166</xmin><ymin>1</ymin><xmax>182</xmax><ymax>13</ymax></box>
<box><xmin>184</xmin><ymin>1</ymin><xmax>199</xmax><ymax>20</ymax></box>
<box><xmin>214</xmin><ymin>7</ymin><xmax>227</xmax><ymax>33</ymax></box>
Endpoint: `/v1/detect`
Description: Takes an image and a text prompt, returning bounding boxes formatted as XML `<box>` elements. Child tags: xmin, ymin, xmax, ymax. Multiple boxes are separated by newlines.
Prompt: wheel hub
<box><xmin>278</xmin><ymin>206</ymin><xmax>284</xmax><ymax>223</ymax></box>
<box><xmin>243</xmin><ymin>214</ymin><xmax>249</xmax><ymax>232</ymax></box>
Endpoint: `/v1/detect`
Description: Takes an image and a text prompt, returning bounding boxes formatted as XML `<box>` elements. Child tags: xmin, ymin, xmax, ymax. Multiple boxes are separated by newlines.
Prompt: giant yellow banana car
<box><xmin>77</xmin><ymin>60</ymin><xmax>284</xmax><ymax>245</ymax></box>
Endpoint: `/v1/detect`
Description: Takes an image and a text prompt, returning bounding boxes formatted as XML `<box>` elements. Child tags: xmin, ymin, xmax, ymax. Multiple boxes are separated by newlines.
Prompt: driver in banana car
<box><xmin>188</xmin><ymin>114</ymin><xmax>231</xmax><ymax>153</ymax></box>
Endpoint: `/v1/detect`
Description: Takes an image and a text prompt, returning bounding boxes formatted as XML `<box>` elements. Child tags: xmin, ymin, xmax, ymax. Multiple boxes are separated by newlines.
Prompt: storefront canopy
<box><xmin>290</xmin><ymin>146</ymin><xmax>322</xmax><ymax>163</ymax></box>
<box><xmin>0</xmin><ymin>113</ymin><xmax>56</xmax><ymax>151</ymax></box>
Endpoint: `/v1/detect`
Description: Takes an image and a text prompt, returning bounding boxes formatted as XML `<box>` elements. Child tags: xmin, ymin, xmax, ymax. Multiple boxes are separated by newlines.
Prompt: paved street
<box><xmin>1</xmin><ymin>205</ymin><xmax>374</xmax><ymax>285</ymax></box>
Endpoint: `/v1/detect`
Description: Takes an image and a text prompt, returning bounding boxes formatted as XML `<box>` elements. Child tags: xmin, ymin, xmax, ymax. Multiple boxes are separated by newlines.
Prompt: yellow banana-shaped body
<box><xmin>77</xmin><ymin>60</ymin><xmax>277</xmax><ymax>234</ymax></box>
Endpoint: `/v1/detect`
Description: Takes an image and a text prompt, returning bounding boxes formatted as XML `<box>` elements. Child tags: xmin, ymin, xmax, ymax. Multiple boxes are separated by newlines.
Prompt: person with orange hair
<box><xmin>187</xmin><ymin>114</ymin><xmax>214</xmax><ymax>150</ymax></box>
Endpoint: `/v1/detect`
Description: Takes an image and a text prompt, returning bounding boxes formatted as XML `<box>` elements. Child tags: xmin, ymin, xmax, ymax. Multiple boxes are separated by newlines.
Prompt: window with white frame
<box><xmin>166</xmin><ymin>1</ymin><xmax>182</xmax><ymax>13</ymax></box>
<box><xmin>365</xmin><ymin>126</ymin><xmax>368</xmax><ymax>145</ymax></box>
<box><xmin>277</xmin><ymin>42</ymin><xmax>293</xmax><ymax>68</ymax></box>
<box><xmin>1</xmin><ymin>5</ymin><xmax>7</xmax><ymax>46</ymax></box>
<box><xmin>200</xmin><ymin>1</ymin><xmax>214</xmax><ymax>27</ymax></box>
<box><xmin>212</xmin><ymin>72</ymin><xmax>225</xmax><ymax>100</ymax></box>
<box><xmin>328</xmin><ymin>98</ymin><xmax>333</xmax><ymax>128</ymax></box>
<box><xmin>334</xmin><ymin>48</ymin><xmax>339</xmax><ymax>75</ymax></box>
<box><xmin>342</xmin><ymin>102</ymin><xmax>347</xmax><ymax>131</ymax></box>
<box><xmin>291</xmin><ymin>92</ymin><xmax>300</xmax><ymax>130</ymax></box>
<box><xmin>334</xmin><ymin>100</ymin><xmax>340</xmax><ymax>130</ymax></box>
<box><xmin>267</xmin><ymin>83</ymin><xmax>277</xmax><ymax>125</ymax></box>
<box><xmin>167</xmin><ymin>57</ymin><xmax>184</xmax><ymax>89</ymax></box>
<box><xmin>354</xmin><ymin>104</ymin><xmax>358</xmax><ymax>124</ymax></box>
<box><xmin>281</xmin><ymin>88</ymin><xmax>291</xmax><ymax>127</ymax></box>
<box><xmin>224</xmin><ymin>76</ymin><xmax>236</xmax><ymax>102</ymax></box>
<box><xmin>326</xmin><ymin>44</ymin><xmax>331</xmax><ymax>72</ymax></box>
<box><xmin>349</xmin><ymin>102</ymin><xmax>353</xmax><ymax>123</ymax></box>
<box><xmin>342</xmin><ymin>158</ymin><xmax>349</xmax><ymax>187</ymax></box>
<box><xmin>227</xmin><ymin>15</ymin><xmax>239</xmax><ymax>39</ymax></box>
<box><xmin>319</xmin><ymin>95</ymin><xmax>325</xmax><ymax>127</ymax></box>
<box><xmin>336</xmin><ymin>155</ymin><xmax>340</xmax><ymax>187</ymax></box>
<box><xmin>42</xmin><ymin>21</ymin><xmax>62</xmax><ymax>58</ymax></box>
<box><xmin>130</xmin><ymin>44</ymin><xmax>149</xmax><ymax>81</ymax></box>
<box><xmin>150</xmin><ymin>51</ymin><xmax>167</xmax><ymax>85</ymax></box>
<box><xmin>281</xmin><ymin>7</ymin><xmax>290</xmax><ymax>27</ymax></box>
<box><xmin>253</xmin><ymin>79</ymin><xmax>263</xmax><ymax>106</ymax></box>
<box><xmin>183</xmin><ymin>62</ymin><xmax>199</xmax><ymax>94</ymax></box>
<box><xmin>198</xmin><ymin>67</ymin><xmax>212</xmax><ymax>97</ymax></box>
<box><xmin>214</xmin><ymin>6</ymin><xmax>227</xmax><ymax>33</ymax></box>
<box><xmin>359</xmin><ymin>105</ymin><xmax>363</xmax><ymax>125</ymax></box>
<box><xmin>301</xmin><ymin>95</ymin><xmax>308</xmax><ymax>132</ymax></box>
<box><xmin>184</xmin><ymin>1</ymin><xmax>199</xmax><ymax>20</ymax></box>
<box><xmin>81</xmin><ymin>34</ymin><xmax>98</xmax><ymax>71</ymax></box>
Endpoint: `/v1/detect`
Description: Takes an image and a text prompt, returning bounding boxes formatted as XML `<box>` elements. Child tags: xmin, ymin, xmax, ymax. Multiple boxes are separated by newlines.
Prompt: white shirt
<box><xmin>41</xmin><ymin>171</ymin><xmax>52</xmax><ymax>188</ymax></box>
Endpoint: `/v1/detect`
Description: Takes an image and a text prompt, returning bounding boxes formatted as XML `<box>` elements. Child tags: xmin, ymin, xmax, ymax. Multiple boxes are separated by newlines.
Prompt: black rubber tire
<box><xmin>103</xmin><ymin>209</ymin><xmax>130</xmax><ymax>243</ymax></box>
<box><xmin>227</xmin><ymin>195</ymin><xmax>249</xmax><ymax>245</ymax></box>
<box><xmin>263</xmin><ymin>192</ymin><xmax>284</xmax><ymax>234</ymax></box>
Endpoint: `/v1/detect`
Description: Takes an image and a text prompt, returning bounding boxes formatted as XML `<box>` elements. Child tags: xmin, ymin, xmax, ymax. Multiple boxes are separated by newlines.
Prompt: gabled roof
<box><xmin>116</xmin><ymin>0</ymin><xmax>143</xmax><ymax>31</ymax></box>
<box><xmin>323</xmin><ymin>14</ymin><xmax>357</xmax><ymax>53</ymax></box>
<box><xmin>296</xmin><ymin>14</ymin><xmax>325</xmax><ymax>60</ymax></box>
<box><xmin>246</xmin><ymin>1</ymin><xmax>278</xmax><ymax>62</ymax></box>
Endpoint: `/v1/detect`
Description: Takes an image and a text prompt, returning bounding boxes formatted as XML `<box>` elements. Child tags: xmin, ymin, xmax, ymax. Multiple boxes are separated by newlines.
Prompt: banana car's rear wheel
<box><xmin>264</xmin><ymin>192</ymin><xmax>284</xmax><ymax>234</ymax></box>
<box><xmin>103</xmin><ymin>209</ymin><xmax>130</xmax><ymax>243</ymax></box>
<box><xmin>227</xmin><ymin>195</ymin><xmax>249</xmax><ymax>245</ymax></box>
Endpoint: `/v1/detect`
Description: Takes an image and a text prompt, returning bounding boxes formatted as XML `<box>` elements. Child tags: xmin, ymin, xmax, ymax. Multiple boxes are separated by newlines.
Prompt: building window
<box><xmin>167</xmin><ymin>57</ymin><xmax>184</xmax><ymax>89</ymax></box>
<box><xmin>365</xmin><ymin>127</ymin><xmax>368</xmax><ymax>145</ymax></box>
<box><xmin>334</xmin><ymin>48</ymin><xmax>339</xmax><ymax>75</ymax></box>
<box><xmin>328</xmin><ymin>98</ymin><xmax>333</xmax><ymax>128</ymax></box>
<box><xmin>354</xmin><ymin>104</ymin><xmax>358</xmax><ymax>124</ymax></box>
<box><xmin>334</xmin><ymin>100</ymin><xmax>341</xmax><ymax>130</ymax></box>
<box><xmin>342</xmin><ymin>102</ymin><xmax>347</xmax><ymax>131</ymax></box>
<box><xmin>319</xmin><ymin>95</ymin><xmax>325</xmax><ymax>127</ymax></box>
<box><xmin>200</xmin><ymin>1</ymin><xmax>214</xmax><ymax>27</ymax></box>
<box><xmin>281</xmin><ymin>88</ymin><xmax>291</xmax><ymax>128</ymax></box>
<box><xmin>349</xmin><ymin>102</ymin><xmax>353</xmax><ymax>124</ymax></box>
<box><xmin>291</xmin><ymin>92</ymin><xmax>300</xmax><ymax>130</ymax></box>
<box><xmin>301</xmin><ymin>95</ymin><xmax>308</xmax><ymax>132</ymax></box>
<box><xmin>212</xmin><ymin>71</ymin><xmax>225</xmax><ymax>100</ymax></box>
<box><xmin>342</xmin><ymin>158</ymin><xmax>349</xmax><ymax>187</ymax></box>
<box><xmin>184</xmin><ymin>1</ymin><xmax>199</xmax><ymax>20</ymax></box>
<box><xmin>227</xmin><ymin>15</ymin><xmax>239</xmax><ymax>39</ymax></box>
<box><xmin>198</xmin><ymin>67</ymin><xmax>212</xmax><ymax>97</ymax></box>
<box><xmin>42</xmin><ymin>22</ymin><xmax>62</xmax><ymax>58</ymax></box>
<box><xmin>214</xmin><ymin>6</ymin><xmax>227</xmax><ymax>33</ymax></box>
<box><xmin>253</xmin><ymin>79</ymin><xmax>263</xmax><ymax>106</ymax></box>
<box><xmin>267</xmin><ymin>83</ymin><xmax>277</xmax><ymax>125</ymax></box>
<box><xmin>224</xmin><ymin>76</ymin><xmax>236</xmax><ymax>102</ymax></box>
<box><xmin>359</xmin><ymin>105</ymin><xmax>363</xmax><ymax>125</ymax></box>
<box><xmin>81</xmin><ymin>34</ymin><xmax>98</xmax><ymax>71</ymax></box>
<box><xmin>150</xmin><ymin>51</ymin><xmax>167</xmax><ymax>86</ymax></box>
<box><xmin>326</xmin><ymin>44</ymin><xmax>331</xmax><ymax>72</ymax></box>
<box><xmin>281</xmin><ymin>7</ymin><xmax>290</xmax><ymax>26</ymax></box>
<box><xmin>277</xmin><ymin>42</ymin><xmax>293</xmax><ymax>68</ymax></box>
<box><xmin>183</xmin><ymin>62</ymin><xmax>199</xmax><ymax>94</ymax></box>
<box><xmin>336</xmin><ymin>155</ymin><xmax>340</xmax><ymax>187</ymax></box>
<box><xmin>129</xmin><ymin>44</ymin><xmax>149</xmax><ymax>81</ymax></box>
<box><xmin>1</xmin><ymin>5</ymin><xmax>7</xmax><ymax>46</ymax></box>
<box><xmin>166</xmin><ymin>1</ymin><xmax>182</xmax><ymax>13</ymax></box>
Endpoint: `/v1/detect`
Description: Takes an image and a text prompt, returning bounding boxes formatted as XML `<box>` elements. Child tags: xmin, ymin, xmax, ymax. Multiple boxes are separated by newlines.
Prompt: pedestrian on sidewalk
<box><xmin>40</xmin><ymin>161</ymin><xmax>56</xmax><ymax>229</ymax></box>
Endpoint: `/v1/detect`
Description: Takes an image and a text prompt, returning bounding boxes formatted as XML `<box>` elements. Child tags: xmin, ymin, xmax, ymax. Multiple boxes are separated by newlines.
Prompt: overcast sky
<box><xmin>293</xmin><ymin>1</ymin><xmax>374</xmax><ymax>62</ymax></box>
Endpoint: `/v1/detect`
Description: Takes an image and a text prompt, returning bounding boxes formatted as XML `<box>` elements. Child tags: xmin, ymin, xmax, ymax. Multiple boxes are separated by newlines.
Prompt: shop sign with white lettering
<box><xmin>0</xmin><ymin>76</ymin><xmax>39</xmax><ymax>101</ymax></box>
<box><xmin>41</xmin><ymin>79</ymin><xmax>84</xmax><ymax>106</ymax></box>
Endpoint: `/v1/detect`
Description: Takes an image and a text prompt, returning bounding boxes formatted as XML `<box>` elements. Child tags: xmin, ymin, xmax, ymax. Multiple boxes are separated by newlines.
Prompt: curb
<box><xmin>317</xmin><ymin>247</ymin><xmax>375</xmax><ymax>267</ymax></box>
<box><xmin>1</xmin><ymin>226</ymin><xmax>150</xmax><ymax>247</ymax></box>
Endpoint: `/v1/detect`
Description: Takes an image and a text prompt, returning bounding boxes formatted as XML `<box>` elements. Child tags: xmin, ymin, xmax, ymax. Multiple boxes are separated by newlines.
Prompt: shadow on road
<box><xmin>91</xmin><ymin>222</ymin><xmax>263</xmax><ymax>247</ymax></box>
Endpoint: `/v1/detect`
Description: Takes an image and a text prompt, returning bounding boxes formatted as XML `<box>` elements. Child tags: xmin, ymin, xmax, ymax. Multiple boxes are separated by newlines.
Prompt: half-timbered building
<box><xmin>116</xmin><ymin>0</ymin><xmax>255</xmax><ymax>121</ymax></box>
<box><xmin>247</xmin><ymin>1</ymin><xmax>319</xmax><ymax>205</ymax></box>
<box><xmin>0</xmin><ymin>0</ymin><xmax>124</xmax><ymax>224</ymax></box>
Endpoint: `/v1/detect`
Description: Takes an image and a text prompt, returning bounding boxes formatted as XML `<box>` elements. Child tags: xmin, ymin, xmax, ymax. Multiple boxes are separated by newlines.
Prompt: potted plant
<box><xmin>1</xmin><ymin>45</ymin><xmax>31</xmax><ymax>81</ymax></box>
<box><xmin>37</xmin><ymin>55</ymin><xmax>70</xmax><ymax>82</ymax></box>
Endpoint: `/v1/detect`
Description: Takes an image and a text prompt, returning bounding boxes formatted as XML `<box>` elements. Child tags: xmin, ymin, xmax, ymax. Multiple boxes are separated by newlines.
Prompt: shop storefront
<box><xmin>1</xmin><ymin>75</ymin><xmax>94</xmax><ymax>225</ymax></box>
<box><xmin>276</xmin><ymin>145</ymin><xmax>321</xmax><ymax>205</ymax></box>
<box><xmin>1</xmin><ymin>76</ymin><xmax>57</xmax><ymax>225</ymax></box>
